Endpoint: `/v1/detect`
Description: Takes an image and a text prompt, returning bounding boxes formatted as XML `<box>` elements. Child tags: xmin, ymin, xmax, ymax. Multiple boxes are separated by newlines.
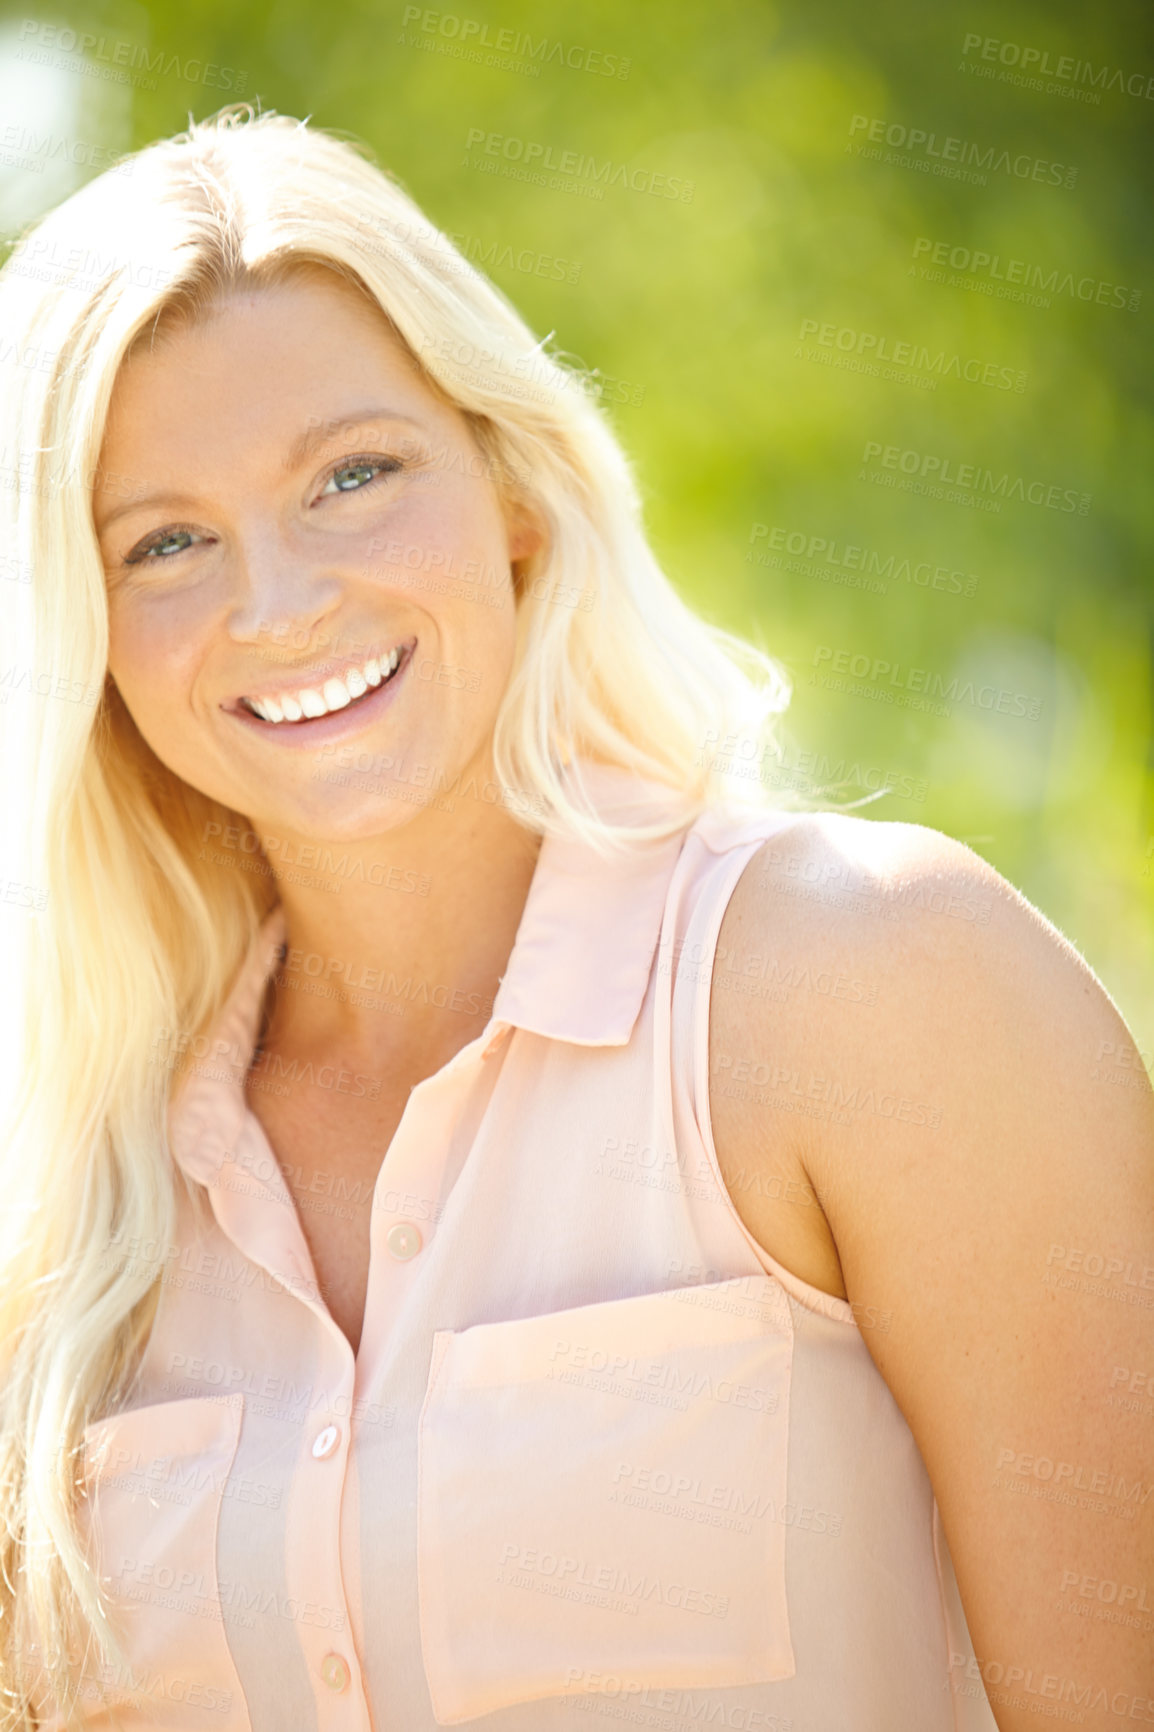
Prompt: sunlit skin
<box><xmin>94</xmin><ymin>266</ymin><xmax>545</xmax><ymax>1071</ymax></box>
<box><xmin>93</xmin><ymin>271</ymin><xmax>548</xmax><ymax>1343</ymax></box>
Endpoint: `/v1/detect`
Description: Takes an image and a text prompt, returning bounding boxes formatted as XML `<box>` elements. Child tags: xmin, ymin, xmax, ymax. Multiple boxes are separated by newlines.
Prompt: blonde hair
<box><xmin>0</xmin><ymin>105</ymin><xmax>812</xmax><ymax>1724</ymax></box>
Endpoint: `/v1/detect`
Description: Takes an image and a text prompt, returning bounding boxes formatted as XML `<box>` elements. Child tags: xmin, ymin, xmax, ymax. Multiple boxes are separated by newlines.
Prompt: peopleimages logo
<box><xmin>859</xmin><ymin>441</ymin><xmax>1091</xmax><ymax>514</ymax></box>
<box><xmin>15</xmin><ymin>20</ymin><xmax>246</xmax><ymax>91</ymax></box>
<box><xmin>463</xmin><ymin>130</ymin><xmax>695</xmax><ymax>201</ymax></box>
<box><xmin>847</xmin><ymin>113</ymin><xmax>1077</xmax><ymax>188</ymax></box>
<box><xmin>961</xmin><ymin>33</ymin><xmax>1154</xmax><ymax>102</ymax></box>
<box><xmin>797</xmin><ymin>318</ymin><xmax>1026</xmax><ymax>391</ymax></box>
<box><xmin>400</xmin><ymin>9</ymin><xmax>631</xmax><ymax>78</ymax></box>
<box><xmin>0</xmin><ymin>126</ymin><xmax>131</xmax><ymax>174</ymax></box>
<box><xmin>748</xmin><ymin>522</ymin><xmax>978</xmax><ymax>597</ymax></box>
<box><xmin>811</xmin><ymin>644</ymin><xmax>1042</xmax><ymax>720</ymax></box>
<box><xmin>911</xmin><ymin>238</ymin><xmax>1141</xmax><ymax>313</ymax></box>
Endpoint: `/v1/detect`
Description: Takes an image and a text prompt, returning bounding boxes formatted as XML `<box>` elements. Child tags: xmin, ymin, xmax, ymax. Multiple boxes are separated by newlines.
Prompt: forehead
<box><xmin>118</xmin><ymin>269</ymin><xmax>408</xmax><ymax>392</ymax></box>
<box><xmin>98</xmin><ymin>269</ymin><xmax>439</xmax><ymax>467</ymax></box>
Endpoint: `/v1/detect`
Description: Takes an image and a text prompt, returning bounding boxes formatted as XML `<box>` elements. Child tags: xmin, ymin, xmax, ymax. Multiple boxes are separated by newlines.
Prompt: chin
<box><xmin>268</xmin><ymin>790</ymin><xmax>435</xmax><ymax>842</ymax></box>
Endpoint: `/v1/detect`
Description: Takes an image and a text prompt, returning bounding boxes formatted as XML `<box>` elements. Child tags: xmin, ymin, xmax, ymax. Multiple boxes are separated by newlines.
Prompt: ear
<box><xmin>505</xmin><ymin>495</ymin><xmax>546</xmax><ymax>564</ymax></box>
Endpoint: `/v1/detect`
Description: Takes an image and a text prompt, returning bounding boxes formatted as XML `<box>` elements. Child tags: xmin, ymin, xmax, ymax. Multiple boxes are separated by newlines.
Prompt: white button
<box><xmin>386</xmin><ymin>1221</ymin><xmax>422</xmax><ymax>1260</ymax></box>
<box><xmin>321</xmin><ymin>1652</ymin><xmax>350</xmax><ymax>1693</ymax></box>
<box><xmin>312</xmin><ymin>1424</ymin><xmax>340</xmax><ymax>1460</ymax></box>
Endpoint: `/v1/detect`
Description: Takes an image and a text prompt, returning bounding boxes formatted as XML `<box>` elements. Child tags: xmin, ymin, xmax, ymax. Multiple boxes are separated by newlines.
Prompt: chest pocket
<box><xmin>417</xmin><ymin>1275</ymin><xmax>796</xmax><ymax>1724</ymax></box>
<box><xmin>66</xmin><ymin>1395</ymin><xmax>249</xmax><ymax>1729</ymax></box>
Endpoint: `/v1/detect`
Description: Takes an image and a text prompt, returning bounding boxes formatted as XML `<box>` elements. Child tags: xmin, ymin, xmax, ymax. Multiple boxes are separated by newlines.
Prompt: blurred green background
<box><xmin>2</xmin><ymin>0</ymin><xmax>1152</xmax><ymax>1056</ymax></box>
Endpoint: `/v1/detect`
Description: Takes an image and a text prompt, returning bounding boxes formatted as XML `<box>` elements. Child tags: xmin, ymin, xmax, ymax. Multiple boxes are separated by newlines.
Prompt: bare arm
<box><xmin>710</xmin><ymin>814</ymin><xmax>1154</xmax><ymax>1732</ymax></box>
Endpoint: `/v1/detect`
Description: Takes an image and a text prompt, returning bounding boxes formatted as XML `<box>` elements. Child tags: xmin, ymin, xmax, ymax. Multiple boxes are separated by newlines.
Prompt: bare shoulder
<box><xmin>713</xmin><ymin>806</ymin><xmax>1124</xmax><ymax>1078</ymax></box>
<box><xmin>723</xmin><ymin>805</ymin><xmax>1061</xmax><ymax>970</ymax></box>
<box><xmin>708</xmin><ymin>809</ymin><xmax>1148</xmax><ymax>1299</ymax></box>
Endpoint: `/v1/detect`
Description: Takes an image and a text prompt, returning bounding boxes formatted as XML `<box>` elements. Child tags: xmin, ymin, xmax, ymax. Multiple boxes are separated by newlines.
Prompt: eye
<box><xmin>317</xmin><ymin>454</ymin><xmax>403</xmax><ymax>498</ymax></box>
<box><xmin>116</xmin><ymin>453</ymin><xmax>404</xmax><ymax>568</ymax></box>
<box><xmin>124</xmin><ymin>525</ymin><xmax>206</xmax><ymax>565</ymax></box>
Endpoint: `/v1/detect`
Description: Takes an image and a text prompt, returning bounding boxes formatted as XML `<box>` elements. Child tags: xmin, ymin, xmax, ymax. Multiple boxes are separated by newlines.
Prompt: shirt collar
<box><xmin>167</xmin><ymin>759</ymin><xmax>691</xmax><ymax>1181</ymax></box>
<box><xmin>489</xmin><ymin>759</ymin><xmax>690</xmax><ymax>1045</ymax></box>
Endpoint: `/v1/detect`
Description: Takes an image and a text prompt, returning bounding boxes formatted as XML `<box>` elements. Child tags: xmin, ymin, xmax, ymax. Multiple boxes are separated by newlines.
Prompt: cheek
<box><xmin>377</xmin><ymin>475</ymin><xmax>512</xmax><ymax>583</ymax></box>
<box><xmin>360</xmin><ymin>490</ymin><xmax>517</xmax><ymax>644</ymax></box>
<box><xmin>106</xmin><ymin>588</ymin><xmax>205</xmax><ymax>713</ymax></box>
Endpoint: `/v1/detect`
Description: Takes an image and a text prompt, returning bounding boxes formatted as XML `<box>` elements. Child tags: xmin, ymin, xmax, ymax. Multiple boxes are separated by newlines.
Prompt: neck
<box><xmin>254</xmin><ymin>776</ymin><xmax>544</xmax><ymax>1084</ymax></box>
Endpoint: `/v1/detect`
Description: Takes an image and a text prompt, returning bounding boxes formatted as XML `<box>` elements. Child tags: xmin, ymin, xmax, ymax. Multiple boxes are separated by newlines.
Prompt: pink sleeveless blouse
<box><xmin>35</xmin><ymin>761</ymin><xmax>997</xmax><ymax>1730</ymax></box>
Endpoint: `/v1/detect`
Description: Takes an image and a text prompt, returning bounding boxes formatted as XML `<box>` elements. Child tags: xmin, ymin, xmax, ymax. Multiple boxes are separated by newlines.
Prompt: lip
<box><xmin>222</xmin><ymin>637</ymin><xmax>417</xmax><ymax>748</ymax></box>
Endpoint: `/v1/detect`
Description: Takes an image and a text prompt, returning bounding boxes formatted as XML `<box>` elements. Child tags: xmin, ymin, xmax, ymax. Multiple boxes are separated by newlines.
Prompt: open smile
<box><xmin>224</xmin><ymin>637</ymin><xmax>417</xmax><ymax>743</ymax></box>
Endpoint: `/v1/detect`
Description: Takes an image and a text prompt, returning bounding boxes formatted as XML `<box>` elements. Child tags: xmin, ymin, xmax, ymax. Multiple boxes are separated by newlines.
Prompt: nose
<box><xmin>225</xmin><ymin>525</ymin><xmax>345</xmax><ymax>651</ymax></box>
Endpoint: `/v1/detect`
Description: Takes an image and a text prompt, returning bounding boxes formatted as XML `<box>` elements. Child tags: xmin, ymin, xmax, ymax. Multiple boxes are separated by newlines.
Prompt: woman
<box><xmin>0</xmin><ymin>108</ymin><xmax>1150</xmax><ymax>1732</ymax></box>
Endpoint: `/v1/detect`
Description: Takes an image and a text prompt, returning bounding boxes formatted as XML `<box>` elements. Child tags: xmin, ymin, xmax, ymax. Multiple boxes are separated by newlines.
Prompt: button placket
<box><xmin>385</xmin><ymin>1221</ymin><xmax>422</xmax><ymax>1260</ymax></box>
<box><xmin>280</xmin><ymin>1352</ymin><xmax>369</xmax><ymax>1726</ymax></box>
<box><xmin>357</xmin><ymin>1031</ymin><xmax>496</xmax><ymax>1394</ymax></box>
<box><xmin>366</xmin><ymin>1060</ymin><xmax>474</xmax><ymax>1297</ymax></box>
<box><xmin>320</xmin><ymin>1651</ymin><xmax>351</xmax><ymax>1694</ymax></box>
<box><xmin>312</xmin><ymin>1422</ymin><xmax>341</xmax><ymax>1460</ymax></box>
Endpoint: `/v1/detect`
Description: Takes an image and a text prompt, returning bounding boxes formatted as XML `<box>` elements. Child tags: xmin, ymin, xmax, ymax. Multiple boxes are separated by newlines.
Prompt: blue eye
<box><xmin>125</xmin><ymin>526</ymin><xmax>202</xmax><ymax>565</ymax></box>
<box><xmin>119</xmin><ymin>452</ymin><xmax>402</xmax><ymax>568</ymax></box>
<box><xmin>319</xmin><ymin>455</ymin><xmax>402</xmax><ymax>496</ymax></box>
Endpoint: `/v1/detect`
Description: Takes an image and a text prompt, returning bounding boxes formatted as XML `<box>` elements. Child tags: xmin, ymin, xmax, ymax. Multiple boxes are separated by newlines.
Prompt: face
<box><xmin>93</xmin><ymin>268</ymin><xmax>541</xmax><ymax>841</ymax></box>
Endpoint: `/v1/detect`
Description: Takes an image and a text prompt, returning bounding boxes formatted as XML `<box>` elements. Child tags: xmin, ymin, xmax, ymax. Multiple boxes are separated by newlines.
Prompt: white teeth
<box><xmin>241</xmin><ymin>645</ymin><xmax>404</xmax><ymax>724</ymax></box>
<box><xmin>322</xmin><ymin>677</ymin><xmax>352</xmax><ymax>711</ymax></box>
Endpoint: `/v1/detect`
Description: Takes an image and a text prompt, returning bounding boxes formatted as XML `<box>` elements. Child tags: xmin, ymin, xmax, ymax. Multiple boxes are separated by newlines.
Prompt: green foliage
<box><xmin>5</xmin><ymin>0</ymin><xmax>1153</xmax><ymax>1041</ymax></box>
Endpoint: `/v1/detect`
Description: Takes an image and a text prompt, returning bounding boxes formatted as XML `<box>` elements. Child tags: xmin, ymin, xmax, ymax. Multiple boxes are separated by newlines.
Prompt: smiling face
<box><xmin>93</xmin><ymin>266</ymin><xmax>540</xmax><ymax>841</ymax></box>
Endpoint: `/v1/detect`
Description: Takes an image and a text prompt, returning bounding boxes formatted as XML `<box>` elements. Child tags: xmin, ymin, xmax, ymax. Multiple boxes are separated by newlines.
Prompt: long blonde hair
<box><xmin>0</xmin><ymin>105</ymin><xmax>804</xmax><ymax>1723</ymax></box>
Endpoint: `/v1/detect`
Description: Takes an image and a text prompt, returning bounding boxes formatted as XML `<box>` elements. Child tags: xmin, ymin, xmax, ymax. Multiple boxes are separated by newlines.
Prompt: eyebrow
<box><xmin>94</xmin><ymin>407</ymin><xmax>426</xmax><ymax>535</ymax></box>
<box><xmin>282</xmin><ymin>406</ymin><xmax>425</xmax><ymax>474</ymax></box>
